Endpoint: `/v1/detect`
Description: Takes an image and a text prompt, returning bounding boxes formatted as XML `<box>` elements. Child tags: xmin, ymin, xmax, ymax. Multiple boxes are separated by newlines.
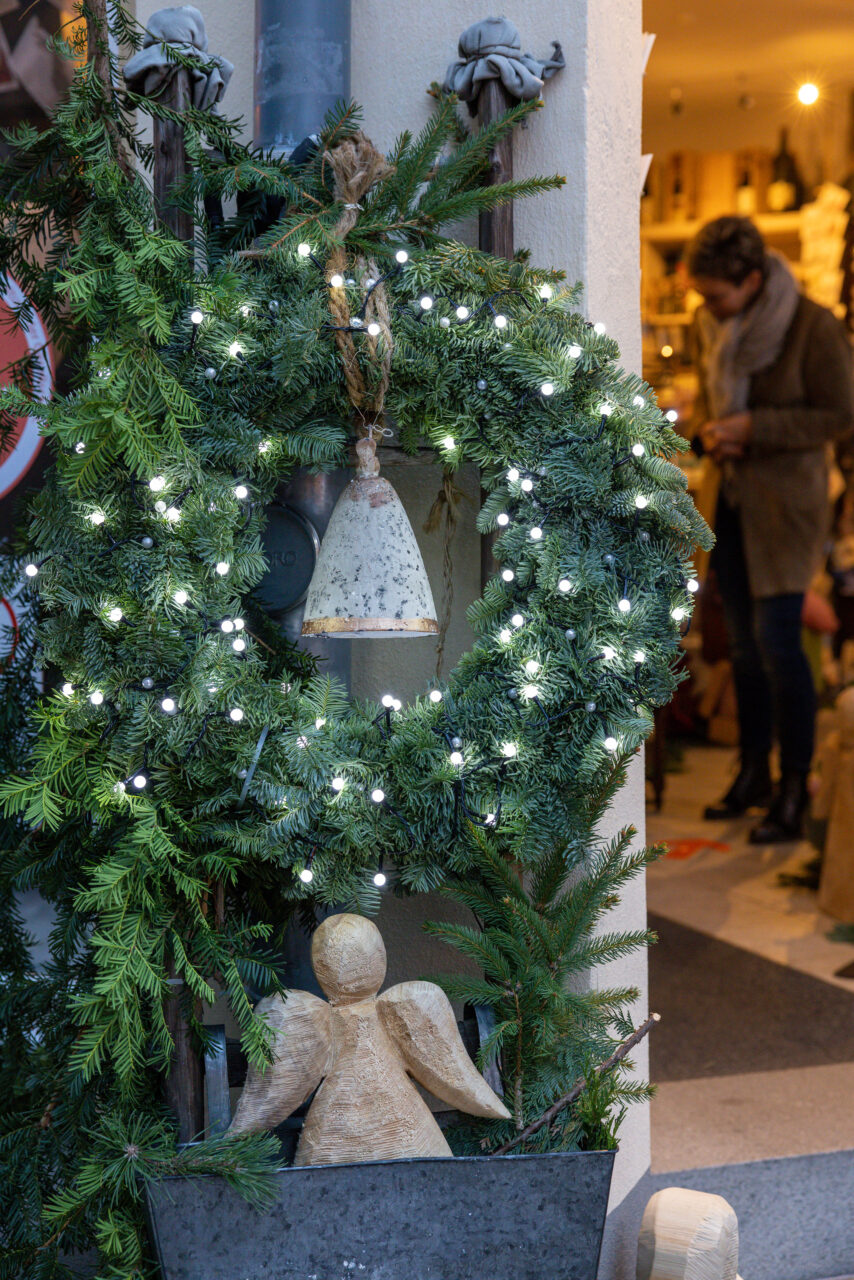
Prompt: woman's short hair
<box><xmin>687</xmin><ymin>216</ymin><xmax>767</xmax><ymax>285</ymax></box>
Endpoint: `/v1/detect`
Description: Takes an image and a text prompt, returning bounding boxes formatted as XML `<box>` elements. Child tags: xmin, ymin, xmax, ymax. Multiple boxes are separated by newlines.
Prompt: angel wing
<box><xmin>378</xmin><ymin>980</ymin><xmax>510</xmax><ymax>1120</ymax></box>
<box><xmin>227</xmin><ymin>989</ymin><xmax>331</xmax><ymax>1137</ymax></box>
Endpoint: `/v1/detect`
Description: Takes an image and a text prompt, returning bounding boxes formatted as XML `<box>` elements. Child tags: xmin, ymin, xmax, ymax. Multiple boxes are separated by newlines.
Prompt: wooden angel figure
<box><xmin>812</xmin><ymin>686</ymin><xmax>854</xmax><ymax>922</ymax></box>
<box><xmin>226</xmin><ymin>912</ymin><xmax>510</xmax><ymax>1164</ymax></box>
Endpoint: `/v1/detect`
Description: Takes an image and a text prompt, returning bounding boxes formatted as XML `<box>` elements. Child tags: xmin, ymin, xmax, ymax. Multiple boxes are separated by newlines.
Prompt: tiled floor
<box><xmin>645</xmin><ymin>743</ymin><xmax>854</xmax><ymax>1174</ymax></box>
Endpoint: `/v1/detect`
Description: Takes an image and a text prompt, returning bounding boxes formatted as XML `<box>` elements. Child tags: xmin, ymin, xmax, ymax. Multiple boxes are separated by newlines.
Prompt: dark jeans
<box><xmin>712</xmin><ymin>496</ymin><xmax>815</xmax><ymax>775</ymax></box>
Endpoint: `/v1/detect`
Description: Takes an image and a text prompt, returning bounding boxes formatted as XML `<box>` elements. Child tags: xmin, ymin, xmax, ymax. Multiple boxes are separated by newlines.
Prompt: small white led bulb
<box><xmin>161</xmin><ymin>697</ymin><xmax>176</xmax><ymax>713</ymax></box>
<box><xmin>442</xmin><ymin>435</ymin><xmax>456</xmax><ymax>450</ymax></box>
<box><xmin>89</xmin><ymin>510</ymin><xmax>105</xmax><ymax>525</ymax></box>
<box><xmin>493</xmin><ymin>314</ymin><xmax>508</xmax><ymax>329</ymax></box>
<box><xmin>395</xmin><ymin>249</ymin><xmax>409</xmax><ymax>264</ymax></box>
<box><xmin>89</xmin><ymin>690</ymin><xmax>104</xmax><ymax>705</ymax></box>
<box><xmin>529</xmin><ymin>526</ymin><xmax>543</xmax><ymax>541</ymax></box>
<box><xmin>632</xmin><ymin>443</ymin><xmax>645</xmax><ymax>457</ymax></box>
<box><xmin>299</xmin><ymin>867</ymin><xmax>314</xmax><ymax>884</ymax></box>
<box><xmin>229</xmin><ymin>707</ymin><xmax>244</xmax><ymax>722</ymax></box>
<box><xmin>190</xmin><ymin>308</ymin><xmax>203</xmax><ymax>325</ymax></box>
<box><xmin>618</xmin><ymin>597</ymin><xmax>631</xmax><ymax>613</ymax></box>
<box><xmin>540</xmin><ymin>382</ymin><xmax>554</xmax><ymax>396</ymax></box>
<box><xmin>502</xmin><ymin>568</ymin><xmax>515</xmax><ymax>582</ymax></box>
<box><xmin>501</xmin><ymin>741</ymin><xmax>518</xmax><ymax>758</ymax></box>
<box><xmin>496</xmin><ymin>513</ymin><xmax>510</xmax><ymax>527</ymax></box>
<box><xmin>331</xmin><ymin>777</ymin><xmax>345</xmax><ymax>792</ymax></box>
<box><xmin>456</xmin><ymin>305</ymin><xmax>470</xmax><ymax>320</ymax></box>
<box><xmin>558</xmin><ymin>578</ymin><xmax>572</xmax><ymax>593</ymax></box>
<box><xmin>215</xmin><ymin>562</ymin><xmax>230</xmax><ymax>576</ymax></box>
<box><xmin>373</xmin><ymin>870</ymin><xmax>387</xmax><ymax>887</ymax></box>
<box><xmin>234</xmin><ymin>484</ymin><xmax>249</xmax><ymax>500</ymax></box>
<box><xmin>568</xmin><ymin>344</ymin><xmax>582</xmax><ymax>359</ymax></box>
<box><xmin>419</xmin><ymin>296</ymin><xmax>433</xmax><ymax>311</ymax></box>
<box><xmin>635</xmin><ymin>495</ymin><xmax>649</xmax><ymax>510</ymax></box>
<box><xmin>371</xmin><ymin>788</ymin><xmax>385</xmax><ymax>804</ymax></box>
<box><xmin>149</xmin><ymin>476</ymin><xmax>166</xmax><ymax>493</ymax></box>
<box><xmin>538</xmin><ymin>284</ymin><xmax>554</xmax><ymax>300</ymax></box>
<box><xmin>329</xmin><ymin>273</ymin><xmax>344</xmax><ymax>288</ymax></box>
<box><xmin>297</xmin><ymin>243</ymin><xmax>311</xmax><ymax>257</ymax></box>
<box><xmin>429</xmin><ymin>689</ymin><xmax>443</xmax><ymax>703</ymax></box>
<box><xmin>511</xmin><ymin>613</ymin><xmax>525</xmax><ymax>628</ymax></box>
<box><xmin>450</xmin><ymin>751</ymin><xmax>464</xmax><ymax>767</ymax></box>
<box><xmin>173</xmin><ymin>589</ymin><xmax>188</xmax><ymax>605</ymax></box>
<box><xmin>108</xmin><ymin>607</ymin><xmax>123</xmax><ymax>622</ymax></box>
<box><xmin>61</xmin><ymin>682</ymin><xmax>74</xmax><ymax>697</ymax></box>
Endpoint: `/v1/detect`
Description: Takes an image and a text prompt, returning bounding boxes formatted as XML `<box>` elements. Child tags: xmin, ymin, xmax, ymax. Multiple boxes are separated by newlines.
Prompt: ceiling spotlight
<box><xmin>798</xmin><ymin>83</ymin><xmax>819</xmax><ymax>106</ymax></box>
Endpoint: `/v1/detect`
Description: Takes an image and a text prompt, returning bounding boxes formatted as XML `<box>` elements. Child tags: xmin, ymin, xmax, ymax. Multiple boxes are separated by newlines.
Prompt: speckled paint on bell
<box><xmin>302</xmin><ymin>443</ymin><xmax>438</xmax><ymax>639</ymax></box>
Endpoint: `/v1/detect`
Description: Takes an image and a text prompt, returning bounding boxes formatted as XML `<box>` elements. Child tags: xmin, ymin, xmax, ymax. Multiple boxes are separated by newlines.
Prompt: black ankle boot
<box><xmin>703</xmin><ymin>753</ymin><xmax>773</xmax><ymax>820</ymax></box>
<box><xmin>748</xmin><ymin>771</ymin><xmax>809</xmax><ymax>844</ymax></box>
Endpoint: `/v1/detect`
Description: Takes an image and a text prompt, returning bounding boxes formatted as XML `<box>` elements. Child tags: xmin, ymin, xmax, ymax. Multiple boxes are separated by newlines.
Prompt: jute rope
<box><xmin>324</xmin><ymin>132</ymin><xmax>396</xmax><ymax>428</ymax></box>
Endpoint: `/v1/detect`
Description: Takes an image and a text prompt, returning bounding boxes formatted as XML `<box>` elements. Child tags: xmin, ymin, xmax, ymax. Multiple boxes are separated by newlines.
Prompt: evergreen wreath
<box><xmin>0</xmin><ymin>7</ymin><xmax>710</xmax><ymax>1276</ymax></box>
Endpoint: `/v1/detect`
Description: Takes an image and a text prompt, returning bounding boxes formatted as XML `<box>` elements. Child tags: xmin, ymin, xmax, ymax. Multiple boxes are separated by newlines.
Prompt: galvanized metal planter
<box><xmin>145</xmin><ymin>1148</ymin><xmax>615</xmax><ymax>1280</ymax></box>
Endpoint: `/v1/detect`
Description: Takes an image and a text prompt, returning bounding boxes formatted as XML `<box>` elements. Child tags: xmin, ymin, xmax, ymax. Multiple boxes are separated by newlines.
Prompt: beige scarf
<box><xmin>695</xmin><ymin>249</ymin><xmax>800</xmax><ymax>419</ymax></box>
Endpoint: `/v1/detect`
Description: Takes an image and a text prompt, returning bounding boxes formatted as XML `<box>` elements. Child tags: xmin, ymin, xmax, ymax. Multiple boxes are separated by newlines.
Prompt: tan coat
<box><xmin>690</xmin><ymin>296</ymin><xmax>854</xmax><ymax>597</ymax></box>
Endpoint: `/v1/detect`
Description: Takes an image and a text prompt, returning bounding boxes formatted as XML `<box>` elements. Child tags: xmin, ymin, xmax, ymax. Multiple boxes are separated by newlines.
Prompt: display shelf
<box><xmin>641</xmin><ymin>211</ymin><xmax>803</xmax><ymax>249</ymax></box>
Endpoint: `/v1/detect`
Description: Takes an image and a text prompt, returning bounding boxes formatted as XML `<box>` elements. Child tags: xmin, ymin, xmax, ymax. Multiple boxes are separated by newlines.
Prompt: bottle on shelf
<box><xmin>767</xmin><ymin>127</ymin><xmax>805</xmax><ymax>212</ymax></box>
<box><xmin>669</xmin><ymin>152</ymin><xmax>691</xmax><ymax>221</ymax></box>
<box><xmin>735</xmin><ymin>157</ymin><xmax>758</xmax><ymax>216</ymax></box>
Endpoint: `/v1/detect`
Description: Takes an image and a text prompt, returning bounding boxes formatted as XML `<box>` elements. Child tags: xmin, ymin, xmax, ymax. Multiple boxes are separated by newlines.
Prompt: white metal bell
<box><xmin>301</xmin><ymin>437</ymin><xmax>439</xmax><ymax>639</ymax></box>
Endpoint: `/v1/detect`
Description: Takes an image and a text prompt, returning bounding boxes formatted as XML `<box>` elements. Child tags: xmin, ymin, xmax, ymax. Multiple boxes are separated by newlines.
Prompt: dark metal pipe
<box><xmin>255</xmin><ymin>0</ymin><xmax>353</xmax><ymax>693</ymax></box>
<box><xmin>254</xmin><ymin>0</ymin><xmax>351</xmax><ymax>155</ymax></box>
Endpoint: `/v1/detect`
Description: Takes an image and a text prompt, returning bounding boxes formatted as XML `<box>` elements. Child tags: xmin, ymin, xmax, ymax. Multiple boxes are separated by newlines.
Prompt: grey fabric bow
<box><xmin>444</xmin><ymin>17</ymin><xmax>564</xmax><ymax>112</ymax></box>
<box><xmin>123</xmin><ymin>5</ymin><xmax>234</xmax><ymax>112</ymax></box>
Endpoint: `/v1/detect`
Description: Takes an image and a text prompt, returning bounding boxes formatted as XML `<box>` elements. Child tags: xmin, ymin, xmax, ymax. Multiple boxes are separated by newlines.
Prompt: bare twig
<box><xmin>493</xmin><ymin>1012</ymin><xmax>660</xmax><ymax>1156</ymax></box>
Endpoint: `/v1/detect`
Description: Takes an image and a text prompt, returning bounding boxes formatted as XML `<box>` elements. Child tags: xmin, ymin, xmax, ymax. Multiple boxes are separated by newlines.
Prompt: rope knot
<box><xmin>323</xmin><ymin>132</ymin><xmax>396</xmax><ymax>426</ymax></box>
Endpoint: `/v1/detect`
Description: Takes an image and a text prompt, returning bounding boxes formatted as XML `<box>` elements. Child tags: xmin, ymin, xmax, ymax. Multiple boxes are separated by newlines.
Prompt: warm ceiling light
<box><xmin>798</xmin><ymin>83</ymin><xmax>819</xmax><ymax>106</ymax></box>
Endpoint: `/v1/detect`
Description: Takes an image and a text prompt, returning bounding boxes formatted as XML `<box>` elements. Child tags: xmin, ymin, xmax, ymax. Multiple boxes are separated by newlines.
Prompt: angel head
<box><xmin>311</xmin><ymin>912</ymin><xmax>387</xmax><ymax>1004</ymax></box>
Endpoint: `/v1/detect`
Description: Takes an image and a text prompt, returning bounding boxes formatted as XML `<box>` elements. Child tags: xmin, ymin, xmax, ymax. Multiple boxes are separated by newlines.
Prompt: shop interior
<box><xmin>642</xmin><ymin>0</ymin><xmax>854</xmax><ymax>1177</ymax></box>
